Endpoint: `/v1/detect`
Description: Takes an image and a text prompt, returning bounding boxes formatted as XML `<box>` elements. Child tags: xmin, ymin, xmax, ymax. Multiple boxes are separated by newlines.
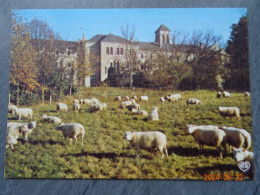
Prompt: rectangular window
<box><xmin>117</xmin><ymin>48</ymin><xmax>119</xmax><ymax>55</ymax></box>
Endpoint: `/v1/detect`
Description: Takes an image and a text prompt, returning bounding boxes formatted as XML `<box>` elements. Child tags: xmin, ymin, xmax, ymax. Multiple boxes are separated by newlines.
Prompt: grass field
<box><xmin>5</xmin><ymin>87</ymin><xmax>253</xmax><ymax>179</ymax></box>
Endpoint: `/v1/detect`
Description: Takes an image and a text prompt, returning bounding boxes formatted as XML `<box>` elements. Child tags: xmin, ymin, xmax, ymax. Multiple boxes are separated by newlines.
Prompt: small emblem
<box><xmin>238</xmin><ymin>161</ymin><xmax>250</xmax><ymax>172</ymax></box>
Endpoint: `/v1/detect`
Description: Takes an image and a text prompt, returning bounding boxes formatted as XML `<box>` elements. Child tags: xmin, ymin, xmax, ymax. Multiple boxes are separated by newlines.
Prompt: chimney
<box><xmin>83</xmin><ymin>34</ymin><xmax>86</xmax><ymax>42</ymax></box>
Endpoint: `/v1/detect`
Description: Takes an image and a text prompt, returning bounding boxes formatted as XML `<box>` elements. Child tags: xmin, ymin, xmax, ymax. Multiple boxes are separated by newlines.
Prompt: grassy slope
<box><xmin>5</xmin><ymin>88</ymin><xmax>253</xmax><ymax>179</ymax></box>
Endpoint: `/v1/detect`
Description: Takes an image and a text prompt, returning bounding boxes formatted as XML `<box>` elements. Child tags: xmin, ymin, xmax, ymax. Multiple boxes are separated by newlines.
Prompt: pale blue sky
<box><xmin>14</xmin><ymin>8</ymin><xmax>247</xmax><ymax>44</ymax></box>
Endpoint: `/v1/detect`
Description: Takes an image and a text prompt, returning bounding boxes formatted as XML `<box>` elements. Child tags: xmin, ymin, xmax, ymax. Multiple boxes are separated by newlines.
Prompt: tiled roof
<box><xmin>87</xmin><ymin>34</ymin><xmax>107</xmax><ymax>43</ymax></box>
<box><xmin>155</xmin><ymin>24</ymin><xmax>171</xmax><ymax>33</ymax></box>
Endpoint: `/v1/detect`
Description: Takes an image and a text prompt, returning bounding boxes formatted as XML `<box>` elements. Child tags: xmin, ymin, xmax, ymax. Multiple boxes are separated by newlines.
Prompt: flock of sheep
<box><xmin>6</xmin><ymin>90</ymin><xmax>253</xmax><ymax>177</ymax></box>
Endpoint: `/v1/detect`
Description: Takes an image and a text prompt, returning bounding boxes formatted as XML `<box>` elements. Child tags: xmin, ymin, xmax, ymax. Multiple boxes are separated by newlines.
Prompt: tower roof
<box><xmin>155</xmin><ymin>24</ymin><xmax>171</xmax><ymax>33</ymax></box>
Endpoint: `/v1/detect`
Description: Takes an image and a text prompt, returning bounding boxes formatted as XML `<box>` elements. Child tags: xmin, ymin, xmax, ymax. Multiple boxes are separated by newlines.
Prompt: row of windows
<box><xmin>162</xmin><ymin>34</ymin><xmax>170</xmax><ymax>43</ymax></box>
<box><xmin>106</xmin><ymin>47</ymin><xmax>123</xmax><ymax>55</ymax></box>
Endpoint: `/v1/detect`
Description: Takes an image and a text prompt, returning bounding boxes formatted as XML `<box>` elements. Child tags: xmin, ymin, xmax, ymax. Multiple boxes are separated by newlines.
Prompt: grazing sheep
<box><xmin>73</xmin><ymin>99</ymin><xmax>80</xmax><ymax>104</ymax></box>
<box><xmin>125</xmin><ymin>96</ymin><xmax>130</xmax><ymax>100</ymax></box>
<box><xmin>218</xmin><ymin>106</ymin><xmax>240</xmax><ymax>119</ymax></box>
<box><xmin>186</xmin><ymin>125</ymin><xmax>227</xmax><ymax>158</ymax></box>
<box><xmin>83</xmin><ymin>99</ymin><xmax>92</xmax><ymax>105</ymax></box>
<box><xmin>222</xmin><ymin>91</ymin><xmax>231</xmax><ymax>98</ymax></box>
<box><xmin>160</xmin><ymin>97</ymin><xmax>165</xmax><ymax>103</ymax></box>
<box><xmin>140</xmin><ymin>95</ymin><xmax>149</xmax><ymax>102</ymax></box>
<box><xmin>217</xmin><ymin>91</ymin><xmax>222</xmax><ymax>98</ymax></box>
<box><xmin>57</xmin><ymin>103</ymin><xmax>68</xmax><ymax>112</ymax></box>
<box><xmin>186</xmin><ymin>98</ymin><xmax>202</xmax><ymax>106</ymax></box>
<box><xmin>148</xmin><ymin>106</ymin><xmax>159</xmax><ymax>121</ymax></box>
<box><xmin>124</xmin><ymin>131</ymin><xmax>168</xmax><ymax>159</ymax></box>
<box><xmin>12</xmin><ymin>108</ymin><xmax>33</xmax><ymax>121</ymax></box>
<box><xmin>8</xmin><ymin>121</ymin><xmax>37</xmax><ymax>142</ymax></box>
<box><xmin>56</xmin><ymin>123</ymin><xmax>85</xmax><ymax>146</ymax></box>
<box><xmin>6</xmin><ymin>135</ymin><xmax>18</xmax><ymax>151</ymax></box>
<box><xmin>131</xmin><ymin>109</ymin><xmax>148</xmax><ymax>116</ymax></box>
<box><xmin>244</xmin><ymin>92</ymin><xmax>250</xmax><ymax>97</ymax></box>
<box><xmin>234</xmin><ymin>148</ymin><xmax>254</xmax><ymax>178</ymax></box>
<box><xmin>79</xmin><ymin>99</ymin><xmax>84</xmax><ymax>104</ymax></box>
<box><xmin>219</xmin><ymin>126</ymin><xmax>251</xmax><ymax>151</ymax></box>
<box><xmin>91</xmin><ymin>98</ymin><xmax>99</xmax><ymax>104</ymax></box>
<box><xmin>8</xmin><ymin>105</ymin><xmax>17</xmax><ymax>116</ymax></box>
<box><xmin>165</xmin><ymin>94</ymin><xmax>181</xmax><ymax>102</ymax></box>
<box><xmin>132</xmin><ymin>95</ymin><xmax>138</xmax><ymax>101</ymax></box>
<box><xmin>73</xmin><ymin>103</ymin><xmax>80</xmax><ymax>111</ymax></box>
<box><xmin>89</xmin><ymin>102</ymin><xmax>107</xmax><ymax>112</ymax></box>
<box><xmin>126</xmin><ymin>104</ymin><xmax>141</xmax><ymax>111</ymax></box>
<box><xmin>114</xmin><ymin>96</ymin><xmax>122</xmax><ymax>101</ymax></box>
<box><xmin>40</xmin><ymin>114</ymin><xmax>62</xmax><ymax>124</ymax></box>
<box><xmin>119</xmin><ymin>100</ymin><xmax>135</xmax><ymax>109</ymax></box>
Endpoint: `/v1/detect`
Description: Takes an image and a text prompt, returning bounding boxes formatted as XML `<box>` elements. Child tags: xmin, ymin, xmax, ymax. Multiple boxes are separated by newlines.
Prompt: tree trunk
<box><xmin>69</xmin><ymin>82</ymin><xmax>72</xmax><ymax>96</ymax></box>
<box><xmin>17</xmin><ymin>83</ymin><xmax>19</xmax><ymax>106</ymax></box>
<box><xmin>78</xmin><ymin>80</ymin><xmax>81</xmax><ymax>99</ymax></box>
<box><xmin>42</xmin><ymin>89</ymin><xmax>45</xmax><ymax>103</ymax></box>
<box><xmin>49</xmin><ymin>94</ymin><xmax>52</xmax><ymax>105</ymax></box>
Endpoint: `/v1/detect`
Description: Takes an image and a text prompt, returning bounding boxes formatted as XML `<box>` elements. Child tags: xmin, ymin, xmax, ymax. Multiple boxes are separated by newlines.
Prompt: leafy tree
<box><xmin>224</xmin><ymin>16</ymin><xmax>249</xmax><ymax>91</ymax></box>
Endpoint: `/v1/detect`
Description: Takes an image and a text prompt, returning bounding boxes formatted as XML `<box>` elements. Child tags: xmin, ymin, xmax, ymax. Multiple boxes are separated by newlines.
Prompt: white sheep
<box><xmin>40</xmin><ymin>114</ymin><xmax>62</xmax><ymax>124</ymax></box>
<box><xmin>217</xmin><ymin>91</ymin><xmax>222</xmax><ymax>98</ymax></box>
<box><xmin>186</xmin><ymin>125</ymin><xmax>227</xmax><ymax>158</ymax></box>
<box><xmin>124</xmin><ymin>131</ymin><xmax>168</xmax><ymax>159</ymax></box>
<box><xmin>160</xmin><ymin>97</ymin><xmax>165</xmax><ymax>103</ymax></box>
<box><xmin>79</xmin><ymin>99</ymin><xmax>84</xmax><ymax>104</ymax></box>
<box><xmin>73</xmin><ymin>103</ymin><xmax>80</xmax><ymax>111</ymax></box>
<box><xmin>8</xmin><ymin>105</ymin><xmax>17</xmax><ymax>116</ymax></box>
<box><xmin>56</xmin><ymin>123</ymin><xmax>85</xmax><ymax>146</ymax></box>
<box><xmin>222</xmin><ymin>91</ymin><xmax>231</xmax><ymax>98</ymax></box>
<box><xmin>244</xmin><ymin>92</ymin><xmax>250</xmax><ymax>97</ymax></box>
<box><xmin>219</xmin><ymin>126</ymin><xmax>251</xmax><ymax>152</ymax></box>
<box><xmin>91</xmin><ymin>98</ymin><xmax>99</xmax><ymax>104</ymax></box>
<box><xmin>73</xmin><ymin>99</ymin><xmax>80</xmax><ymax>104</ymax></box>
<box><xmin>132</xmin><ymin>95</ymin><xmax>138</xmax><ymax>101</ymax></box>
<box><xmin>186</xmin><ymin>98</ymin><xmax>202</xmax><ymax>106</ymax></box>
<box><xmin>114</xmin><ymin>96</ymin><xmax>122</xmax><ymax>101</ymax></box>
<box><xmin>126</xmin><ymin>104</ymin><xmax>141</xmax><ymax>111</ymax></box>
<box><xmin>234</xmin><ymin>148</ymin><xmax>254</xmax><ymax>178</ymax></box>
<box><xmin>125</xmin><ymin>96</ymin><xmax>130</xmax><ymax>100</ymax></box>
<box><xmin>89</xmin><ymin>102</ymin><xmax>107</xmax><ymax>112</ymax></box>
<box><xmin>7</xmin><ymin>121</ymin><xmax>36</xmax><ymax>142</ymax></box>
<box><xmin>12</xmin><ymin>108</ymin><xmax>33</xmax><ymax>121</ymax></box>
<box><xmin>83</xmin><ymin>99</ymin><xmax>92</xmax><ymax>105</ymax></box>
<box><xmin>131</xmin><ymin>109</ymin><xmax>148</xmax><ymax>116</ymax></box>
<box><xmin>57</xmin><ymin>103</ymin><xmax>68</xmax><ymax>112</ymax></box>
<box><xmin>148</xmin><ymin>106</ymin><xmax>159</xmax><ymax>121</ymax></box>
<box><xmin>6</xmin><ymin>135</ymin><xmax>18</xmax><ymax>151</ymax></box>
<box><xmin>119</xmin><ymin>100</ymin><xmax>135</xmax><ymax>109</ymax></box>
<box><xmin>218</xmin><ymin>106</ymin><xmax>240</xmax><ymax>119</ymax></box>
<box><xmin>165</xmin><ymin>94</ymin><xmax>181</xmax><ymax>102</ymax></box>
<box><xmin>140</xmin><ymin>95</ymin><xmax>149</xmax><ymax>102</ymax></box>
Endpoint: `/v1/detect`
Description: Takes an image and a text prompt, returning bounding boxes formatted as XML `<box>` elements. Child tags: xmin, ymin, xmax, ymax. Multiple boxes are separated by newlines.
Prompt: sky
<box><xmin>14</xmin><ymin>8</ymin><xmax>247</xmax><ymax>44</ymax></box>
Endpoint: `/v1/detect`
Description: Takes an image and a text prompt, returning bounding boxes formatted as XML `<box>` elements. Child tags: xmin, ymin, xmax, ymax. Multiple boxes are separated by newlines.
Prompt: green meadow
<box><xmin>5</xmin><ymin>87</ymin><xmax>253</xmax><ymax>179</ymax></box>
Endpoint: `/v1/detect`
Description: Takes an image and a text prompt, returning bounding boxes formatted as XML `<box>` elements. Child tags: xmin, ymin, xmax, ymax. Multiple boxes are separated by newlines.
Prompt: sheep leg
<box><xmin>218</xmin><ymin>147</ymin><xmax>223</xmax><ymax>159</ymax></box>
<box><xmin>136</xmin><ymin>149</ymin><xmax>140</xmax><ymax>159</ymax></box>
<box><xmin>81</xmin><ymin>135</ymin><xmax>84</xmax><ymax>146</ymax></box>
<box><xmin>25</xmin><ymin>133</ymin><xmax>28</xmax><ymax>142</ymax></box>
<box><xmin>70</xmin><ymin>138</ymin><xmax>72</xmax><ymax>145</ymax></box>
<box><xmin>164</xmin><ymin>145</ymin><xmax>169</xmax><ymax>159</ymax></box>
<box><xmin>74</xmin><ymin>137</ymin><xmax>77</xmax><ymax>145</ymax></box>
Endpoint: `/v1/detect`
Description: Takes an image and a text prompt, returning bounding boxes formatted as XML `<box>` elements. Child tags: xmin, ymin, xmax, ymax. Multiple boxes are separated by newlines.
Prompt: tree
<box><xmin>224</xmin><ymin>16</ymin><xmax>249</xmax><ymax>91</ymax></box>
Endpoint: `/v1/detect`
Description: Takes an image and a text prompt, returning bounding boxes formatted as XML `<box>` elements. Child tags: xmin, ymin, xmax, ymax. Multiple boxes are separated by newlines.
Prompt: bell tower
<box><xmin>155</xmin><ymin>24</ymin><xmax>171</xmax><ymax>48</ymax></box>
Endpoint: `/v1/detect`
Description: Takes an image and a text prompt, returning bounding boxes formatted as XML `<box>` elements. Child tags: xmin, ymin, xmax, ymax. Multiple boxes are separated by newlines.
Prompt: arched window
<box><xmin>167</xmin><ymin>35</ymin><xmax>170</xmax><ymax>43</ymax></box>
<box><xmin>106</xmin><ymin>47</ymin><xmax>109</xmax><ymax>54</ymax></box>
<box><xmin>162</xmin><ymin>34</ymin><xmax>165</xmax><ymax>43</ymax></box>
<box><xmin>110</xmin><ymin>47</ymin><xmax>113</xmax><ymax>55</ymax></box>
<box><xmin>105</xmin><ymin>67</ymin><xmax>107</xmax><ymax>74</ymax></box>
<box><xmin>68</xmin><ymin>50</ymin><xmax>70</xmax><ymax>55</ymax></box>
<box><xmin>117</xmin><ymin>48</ymin><xmax>120</xmax><ymax>55</ymax></box>
<box><xmin>120</xmin><ymin>48</ymin><xmax>123</xmax><ymax>55</ymax></box>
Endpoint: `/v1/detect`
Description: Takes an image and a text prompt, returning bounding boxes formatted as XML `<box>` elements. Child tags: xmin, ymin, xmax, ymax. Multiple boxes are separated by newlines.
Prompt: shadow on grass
<box><xmin>8</xmin><ymin>117</ymin><xmax>18</xmax><ymax>120</ymax></box>
<box><xmin>60</xmin><ymin>151</ymin><xmax>153</xmax><ymax>160</ymax></box>
<box><xmin>19</xmin><ymin>139</ymin><xmax>65</xmax><ymax>146</ymax></box>
<box><xmin>41</xmin><ymin>110</ymin><xmax>58</xmax><ymax>113</ymax></box>
<box><xmin>195</xmin><ymin>164</ymin><xmax>239</xmax><ymax>175</ymax></box>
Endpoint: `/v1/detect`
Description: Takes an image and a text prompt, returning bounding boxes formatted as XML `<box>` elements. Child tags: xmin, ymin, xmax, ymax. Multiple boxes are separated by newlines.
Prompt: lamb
<box><xmin>218</xmin><ymin>106</ymin><xmax>240</xmax><ymax>119</ymax></box>
<box><xmin>124</xmin><ymin>131</ymin><xmax>168</xmax><ymax>159</ymax></box>
<box><xmin>8</xmin><ymin>105</ymin><xmax>17</xmax><ymax>116</ymax></box>
<box><xmin>55</xmin><ymin>123</ymin><xmax>85</xmax><ymax>146</ymax></box>
<box><xmin>118</xmin><ymin>100</ymin><xmax>135</xmax><ymax>109</ymax></box>
<box><xmin>186</xmin><ymin>125</ymin><xmax>227</xmax><ymax>158</ymax></box>
<box><xmin>12</xmin><ymin>108</ymin><xmax>33</xmax><ymax>120</ymax></box>
<box><xmin>244</xmin><ymin>92</ymin><xmax>250</xmax><ymax>97</ymax></box>
<box><xmin>233</xmin><ymin>148</ymin><xmax>254</xmax><ymax>178</ymax></box>
<box><xmin>126</xmin><ymin>104</ymin><xmax>141</xmax><ymax>111</ymax></box>
<box><xmin>73</xmin><ymin>99</ymin><xmax>80</xmax><ymax>104</ymax></box>
<box><xmin>6</xmin><ymin>135</ymin><xmax>18</xmax><ymax>151</ymax></box>
<box><xmin>140</xmin><ymin>95</ymin><xmax>149</xmax><ymax>102</ymax></box>
<box><xmin>132</xmin><ymin>95</ymin><xmax>138</xmax><ymax>101</ymax></box>
<box><xmin>91</xmin><ymin>98</ymin><xmax>99</xmax><ymax>104</ymax></box>
<box><xmin>217</xmin><ymin>91</ymin><xmax>222</xmax><ymax>98</ymax></box>
<box><xmin>148</xmin><ymin>106</ymin><xmax>159</xmax><ymax>121</ymax></box>
<box><xmin>40</xmin><ymin>114</ymin><xmax>62</xmax><ymax>124</ymax></box>
<box><xmin>186</xmin><ymin>98</ymin><xmax>202</xmax><ymax>106</ymax></box>
<box><xmin>73</xmin><ymin>103</ymin><xmax>80</xmax><ymax>111</ymax></box>
<box><xmin>89</xmin><ymin>102</ymin><xmax>107</xmax><ymax>112</ymax></box>
<box><xmin>125</xmin><ymin>96</ymin><xmax>130</xmax><ymax>100</ymax></box>
<box><xmin>8</xmin><ymin>121</ymin><xmax>37</xmax><ymax>142</ymax></box>
<box><xmin>114</xmin><ymin>96</ymin><xmax>122</xmax><ymax>101</ymax></box>
<box><xmin>219</xmin><ymin>126</ymin><xmax>251</xmax><ymax>152</ymax></box>
<box><xmin>57</xmin><ymin>103</ymin><xmax>68</xmax><ymax>112</ymax></box>
<box><xmin>160</xmin><ymin>97</ymin><xmax>165</xmax><ymax>103</ymax></box>
<box><xmin>131</xmin><ymin>109</ymin><xmax>148</xmax><ymax>116</ymax></box>
<box><xmin>83</xmin><ymin>99</ymin><xmax>92</xmax><ymax>105</ymax></box>
<box><xmin>222</xmin><ymin>91</ymin><xmax>231</xmax><ymax>98</ymax></box>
